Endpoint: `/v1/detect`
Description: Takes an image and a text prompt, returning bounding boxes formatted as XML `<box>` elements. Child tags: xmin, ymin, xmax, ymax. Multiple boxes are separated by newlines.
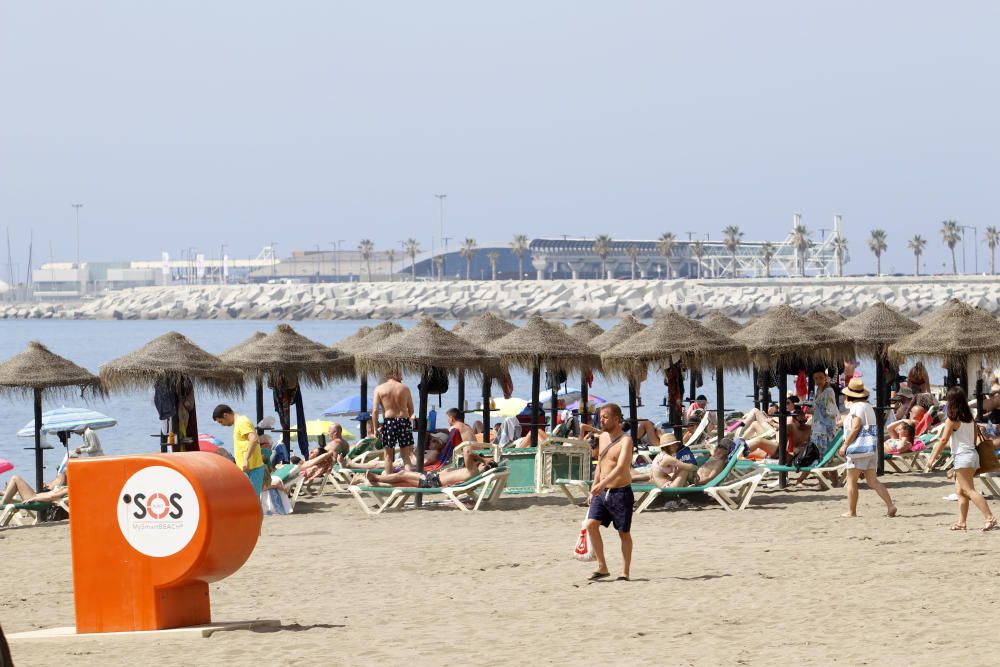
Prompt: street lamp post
<box><xmin>71</xmin><ymin>203</ymin><xmax>83</xmax><ymax>267</ymax></box>
<box><xmin>434</xmin><ymin>194</ymin><xmax>447</xmax><ymax>280</ymax></box>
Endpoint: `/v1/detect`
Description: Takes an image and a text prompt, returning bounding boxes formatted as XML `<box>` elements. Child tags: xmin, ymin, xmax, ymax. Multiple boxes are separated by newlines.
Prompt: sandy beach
<box><xmin>2</xmin><ymin>470</ymin><xmax>997</xmax><ymax>666</ymax></box>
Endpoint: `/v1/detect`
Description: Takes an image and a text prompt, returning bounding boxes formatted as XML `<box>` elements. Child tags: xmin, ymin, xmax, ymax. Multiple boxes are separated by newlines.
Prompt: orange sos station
<box><xmin>67</xmin><ymin>452</ymin><xmax>262</xmax><ymax>633</ymax></box>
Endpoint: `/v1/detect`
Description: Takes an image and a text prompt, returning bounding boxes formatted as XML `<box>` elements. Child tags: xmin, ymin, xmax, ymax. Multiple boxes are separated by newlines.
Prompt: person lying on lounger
<box><xmin>358</xmin><ymin>448</ymin><xmax>498</xmax><ymax>489</ymax></box>
<box><xmin>1</xmin><ymin>473</ymin><xmax>68</xmax><ymax>505</ymax></box>
<box><xmin>885</xmin><ymin>420</ymin><xmax>916</xmax><ymax>455</ymax></box>
<box><xmin>632</xmin><ymin>435</ymin><xmax>732</xmax><ymax>488</ymax></box>
<box><xmin>580</xmin><ymin>419</ymin><xmax>660</xmax><ymax>448</ymax></box>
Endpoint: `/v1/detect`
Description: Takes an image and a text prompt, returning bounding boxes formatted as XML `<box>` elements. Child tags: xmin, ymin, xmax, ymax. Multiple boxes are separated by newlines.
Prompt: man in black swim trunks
<box><xmin>362</xmin><ymin>447</ymin><xmax>496</xmax><ymax>488</ymax></box>
<box><xmin>371</xmin><ymin>371</ymin><xmax>416</xmax><ymax>473</ymax></box>
<box><xmin>584</xmin><ymin>402</ymin><xmax>635</xmax><ymax>582</ymax></box>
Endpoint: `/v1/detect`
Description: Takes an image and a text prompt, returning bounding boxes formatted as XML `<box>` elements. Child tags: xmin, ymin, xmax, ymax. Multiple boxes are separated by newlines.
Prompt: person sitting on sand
<box><xmin>359</xmin><ymin>447</ymin><xmax>498</xmax><ymax>489</ymax></box>
<box><xmin>1</xmin><ymin>472</ymin><xmax>68</xmax><ymax>505</ymax></box>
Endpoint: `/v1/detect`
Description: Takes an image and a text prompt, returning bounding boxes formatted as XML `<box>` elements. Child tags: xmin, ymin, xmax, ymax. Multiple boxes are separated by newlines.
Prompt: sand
<box><xmin>2</xmin><ymin>472</ymin><xmax>998</xmax><ymax>667</ymax></box>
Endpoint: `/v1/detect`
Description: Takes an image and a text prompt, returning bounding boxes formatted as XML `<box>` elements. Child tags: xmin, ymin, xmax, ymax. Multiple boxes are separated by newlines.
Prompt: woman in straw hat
<box><xmin>838</xmin><ymin>378</ymin><xmax>898</xmax><ymax>518</ymax></box>
<box><xmin>926</xmin><ymin>387</ymin><xmax>997</xmax><ymax>531</ymax></box>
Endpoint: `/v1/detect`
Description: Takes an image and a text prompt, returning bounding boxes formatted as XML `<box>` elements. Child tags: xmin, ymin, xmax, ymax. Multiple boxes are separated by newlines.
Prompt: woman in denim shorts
<box><xmin>927</xmin><ymin>387</ymin><xmax>997</xmax><ymax>531</ymax></box>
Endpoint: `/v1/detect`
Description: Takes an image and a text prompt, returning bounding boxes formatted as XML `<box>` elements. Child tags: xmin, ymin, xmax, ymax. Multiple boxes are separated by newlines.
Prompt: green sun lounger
<box><xmin>557</xmin><ymin>446</ymin><xmax>765</xmax><ymax>512</ymax></box>
<box><xmin>0</xmin><ymin>498</ymin><xmax>70</xmax><ymax>527</ymax></box>
<box><xmin>348</xmin><ymin>465</ymin><xmax>510</xmax><ymax>515</ymax></box>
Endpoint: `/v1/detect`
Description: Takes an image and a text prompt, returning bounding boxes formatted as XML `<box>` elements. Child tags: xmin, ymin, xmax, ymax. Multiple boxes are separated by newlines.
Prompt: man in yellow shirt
<box><xmin>213</xmin><ymin>404</ymin><xmax>266</xmax><ymax>494</ymax></box>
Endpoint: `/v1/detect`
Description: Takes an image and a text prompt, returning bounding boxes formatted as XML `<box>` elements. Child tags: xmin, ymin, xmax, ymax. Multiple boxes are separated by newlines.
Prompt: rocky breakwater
<box><xmin>3</xmin><ymin>276</ymin><xmax>1000</xmax><ymax>321</ymax></box>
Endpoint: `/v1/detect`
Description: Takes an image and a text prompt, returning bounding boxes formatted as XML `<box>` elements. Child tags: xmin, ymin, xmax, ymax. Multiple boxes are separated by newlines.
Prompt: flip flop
<box><xmin>615</xmin><ymin>575</ymin><xmax>630</xmax><ymax>581</ymax></box>
<box><xmin>950</xmin><ymin>523</ymin><xmax>967</xmax><ymax>531</ymax></box>
<box><xmin>588</xmin><ymin>571</ymin><xmax>610</xmax><ymax>581</ymax></box>
<box><xmin>983</xmin><ymin>517</ymin><xmax>997</xmax><ymax>532</ymax></box>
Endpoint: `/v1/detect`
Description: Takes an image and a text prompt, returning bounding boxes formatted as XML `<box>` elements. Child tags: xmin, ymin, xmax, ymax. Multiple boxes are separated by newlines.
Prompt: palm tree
<box><xmin>404</xmin><ymin>238</ymin><xmax>420</xmax><ymax>281</ymax></box>
<box><xmin>831</xmin><ymin>234</ymin><xmax>849</xmax><ymax>277</ymax></box>
<box><xmin>985</xmin><ymin>226</ymin><xmax>1000</xmax><ymax>275</ymax></box>
<box><xmin>432</xmin><ymin>256</ymin><xmax>444</xmax><ymax>280</ymax></box>
<box><xmin>459</xmin><ymin>238</ymin><xmax>477</xmax><ymax>280</ymax></box>
<box><xmin>907</xmin><ymin>235</ymin><xmax>926</xmax><ymax>277</ymax></box>
<box><xmin>510</xmin><ymin>234</ymin><xmax>528</xmax><ymax>280</ymax></box>
<box><xmin>790</xmin><ymin>224</ymin><xmax>811</xmax><ymax>276</ymax></box>
<box><xmin>657</xmin><ymin>232</ymin><xmax>676</xmax><ymax>279</ymax></box>
<box><xmin>624</xmin><ymin>246</ymin><xmax>640</xmax><ymax>280</ymax></box>
<box><xmin>487</xmin><ymin>251</ymin><xmax>500</xmax><ymax>280</ymax></box>
<box><xmin>358</xmin><ymin>239</ymin><xmax>375</xmax><ymax>281</ymax></box>
<box><xmin>941</xmin><ymin>220</ymin><xmax>961</xmax><ymax>274</ymax></box>
<box><xmin>759</xmin><ymin>242</ymin><xmax>776</xmax><ymax>278</ymax></box>
<box><xmin>593</xmin><ymin>235</ymin><xmax>613</xmax><ymax>278</ymax></box>
<box><xmin>867</xmin><ymin>229</ymin><xmax>887</xmax><ymax>276</ymax></box>
<box><xmin>385</xmin><ymin>249</ymin><xmax>397</xmax><ymax>282</ymax></box>
<box><xmin>722</xmin><ymin>225</ymin><xmax>742</xmax><ymax>278</ymax></box>
<box><xmin>690</xmin><ymin>240</ymin><xmax>706</xmax><ymax>279</ymax></box>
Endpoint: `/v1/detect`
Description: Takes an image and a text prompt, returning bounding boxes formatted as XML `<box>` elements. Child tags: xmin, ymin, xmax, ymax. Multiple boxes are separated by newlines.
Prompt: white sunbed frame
<box><xmin>347</xmin><ymin>468</ymin><xmax>510</xmax><ymax>515</ymax></box>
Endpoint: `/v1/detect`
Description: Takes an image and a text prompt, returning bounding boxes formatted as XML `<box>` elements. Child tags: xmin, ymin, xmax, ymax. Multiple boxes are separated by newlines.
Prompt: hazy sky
<box><xmin>2</xmin><ymin>1</ymin><xmax>998</xmax><ymax>274</ymax></box>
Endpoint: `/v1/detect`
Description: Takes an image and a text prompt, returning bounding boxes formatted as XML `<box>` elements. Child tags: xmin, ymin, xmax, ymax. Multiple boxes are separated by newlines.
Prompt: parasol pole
<box><xmin>580</xmin><ymin>374</ymin><xmax>590</xmax><ymax>426</ymax></box>
<box><xmin>415</xmin><ymin>370</ymin><xmax>429</xmax><ymax>508</ymax></box>
<box><xmin>752</xmin><ymin>368</ymin><xmax>760</xmax><ymax>409</ymax></box>
<box><xmin>33</xmin><ymin>388</ymin><xmax>44</xmax><ymax>494</ymax></box>
<box><xmin>359</xmin><ymin>375</ymin><xmax>369</xmax><ymax>438</ymax></box>
<box><xmin>777</xmin><ymin>366</ymin><xmax>788</xmax><ymax>488</ymax></box>
<box><xmin>628</xmin><ymin>378</ymin><xmax>638</xmax><ymax>443</ymax></box>
<box><xmin>255</xmin><ymin>376</ymin><xmax>264</xmax><ymax>436</ymax></box>
<box><xmin>457</xmin><ymin>371</ymin><xmax>465</xmax><ymax>418</ymax></box>
<box><xmin>549</xmin><ymin>373</ymin><xmax>558</xmax><ymax>437</ymax></box>
<box><xmin>716</xmin><ymin>366</ymin><xmax>725</xmax><ymax>444</ymax></box>
<box><xmin>875</xmin><ymin>350</ymin><xmax>886</xmax><ymax>476</ymax></box>
<box><xmin>482</xmin><ymin>376</ymin><xmax>492</xmax><ymax>443</ymax></box>
<box><xmin>530</xmin><ymin>365</ymin><xmax>541</xmax><ymax>447</ymax></box>
<box><xmin>976</xmin><ymin>357</ymin><xmax>985</xmax><ymax>422</ymax></box>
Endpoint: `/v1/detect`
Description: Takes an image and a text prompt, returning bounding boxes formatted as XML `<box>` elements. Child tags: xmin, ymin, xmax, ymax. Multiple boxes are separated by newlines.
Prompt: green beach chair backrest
<box><xmin>814</xmin><ymin>429</ymin><xmax>845</xmax><ymax>467</ymax></box>
<box><xmin>348</xmin><ymin>436</ymin><xmax>379</xmax><ymax>459</ymax></box>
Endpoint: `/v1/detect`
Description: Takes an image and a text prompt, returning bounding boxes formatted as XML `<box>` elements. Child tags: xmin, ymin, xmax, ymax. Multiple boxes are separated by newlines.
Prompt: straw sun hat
<box><xmin>841</xmin><ymin>377</ymin><xmax>870</xmax><ymax>400</ymax></box>
<box><xmin>658</xmin><ymin>433</ymin><xmax>681</xmax><ymax>448</ymax></box>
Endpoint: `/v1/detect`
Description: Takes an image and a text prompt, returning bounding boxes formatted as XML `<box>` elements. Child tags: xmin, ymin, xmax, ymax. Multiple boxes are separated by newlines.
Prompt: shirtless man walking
<box><xmin>371</xmin><ymin>371</ymin><xmax>415</xmax><ymax>472</ymax></box>
<box><xmin>584</xmin><ymin>403</ymin><xmax>635</xmax><ymax>581</ymax></box>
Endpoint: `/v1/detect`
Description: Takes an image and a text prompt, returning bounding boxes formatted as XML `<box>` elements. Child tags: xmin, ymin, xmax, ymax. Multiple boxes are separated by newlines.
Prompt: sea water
<box><xmin>0</xmin><ymin>318</ymin><xmax>876</xmax><ymax>481</ymax></box>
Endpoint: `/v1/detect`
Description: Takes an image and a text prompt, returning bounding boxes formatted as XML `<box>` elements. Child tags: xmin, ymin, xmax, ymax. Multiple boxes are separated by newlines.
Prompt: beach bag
<box><xmin>261</xmin><ymin>488</ymin><xmax>292</xmax><ymax>515</ymax></box>
<box><xmin>845</xmin><ymin>406</ymin><xmax>878</xmax><ymax>457</ymax></box>
<box><xmin>974</xmin><ymin>426</ymin><xmax>1000</xmax><ymax>476</ymax></box>
<box><xmin>573</xmin><ymin>513</ymin><xmax>596</xmax><ymax>562</ymax></box>
<box><xmin>789</xmin><ymin>442</ymin><xmax>821</xmax><ymax>470</ymax></box>
<box><xmin>420</xmin><ymin>367</ymin><xmax>449</xmax><ymax>407</ymax></box>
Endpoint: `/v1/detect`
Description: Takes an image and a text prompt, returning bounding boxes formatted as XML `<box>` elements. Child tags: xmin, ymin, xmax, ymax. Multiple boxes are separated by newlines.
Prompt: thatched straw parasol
<box><xmin>0</xmin><ymin>342</ymin><xmax>102</xmax><ymax>490</ymax></box>
<box><xmin>890</xmin><ymin>299</ymin><xmax>1000</xmax><ymax>417</ymax></box>
<box><xmin>820</xmin><ymin>309</ymin><xmax>846</xmax><ymax>324</ymax></box>
<box><xmin>355</xmin><ymin>318</ymin><xmax>500</xmax><ymax>501</ymax></box>
<box><xmin>219</xmin><ymin>331</ymin><xmax>268</xmax><ymax>433</ymax></box>
<box><xmin>734</xmin><ymin>305</ymin><xmax>855</xmax><ymax>481</ymax></box>
<box><xmin>332</xmin><ymin>322</ymin><xmax>402</xmax><ymax>438</ymax></box>
<box><xmin>451</xmin><ymin>321</ymin><xmax>468</xmax><ymax>333</ymax></box>
<box><xmin>455</xmin><ymin>313</ymin><xmax>518</xmax><ymax>441</ymax></box>
<box><xmin>834</xmin><ymin>303</ymin><xmax>920</xmax><ymax>473</ymax></box>
<box><xmin>567</xmin><ymin>320</ymin><xmax>605</xmax><ymax>343</ymax></box>
<box><xmin>701</xmin><ymin>312</ymin><xmax>743</xmax><ymax>337</ymax></box>
<box><xmin>806</xmin><ymin>310</ymin><xmax>839</xmax><ymax>329</ymax></box>
<box><xmin>583</xmin><ymin>315</ymin><xmax>648</xmax><ymax>440</ymax></box>
<box><xmin>494</xmin><ymin>317</ymin><xmax>600</xmax><ymax>447</ymax></box>
<box><xmin>603</xmin><ymin>313</ymin><xmax>748</xmax><ymax>442</ymax></box>
<box><xmin>222</xmin><ymin>324</ymin><xmax>355</xmax><ymax>456</ymax></box>
<box><xmin>100</xmin><ymin>332</ymin><xmax>244</xmax><ymax>452</ymax></box>
<box><xmin>587</xmin><ymin>315</ymin><xmax>646</xmax><ymax>353</ymax></box>
<box><xmin>566</xmin><ymin>320</ymin><xmax>605</xmax><ymax>425</ymax></box>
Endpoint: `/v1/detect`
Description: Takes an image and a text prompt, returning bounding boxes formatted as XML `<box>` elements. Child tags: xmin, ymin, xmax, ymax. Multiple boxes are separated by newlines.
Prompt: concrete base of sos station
<box><xmin>8</xmin><ymin>619</ymin><xmax>281</xmax><ymax>640</ymax></box>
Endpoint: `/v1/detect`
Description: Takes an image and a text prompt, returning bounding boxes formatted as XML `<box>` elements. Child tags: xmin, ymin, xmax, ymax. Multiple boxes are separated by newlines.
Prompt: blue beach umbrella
<box><xmin>17</xmin><ymin>407</ymin><xmax>117</xmax><ymax>438</ymax></box>
<box><xmin>322</xmin><ymin>395</ymin><xmax>373</xmax><ymax>417</ymax></box>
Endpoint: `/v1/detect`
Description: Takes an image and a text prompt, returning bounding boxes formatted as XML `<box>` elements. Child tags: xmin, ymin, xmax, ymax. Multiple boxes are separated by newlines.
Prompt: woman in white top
<box><xmin>838</xmin><ymin>378</ymin><xmax>897</xmax><ymax>518</ymax></box>
<box><xmin>927</xmin><ymin>387</ymin><xmax>996</xmax><ymax>531</ymax></box>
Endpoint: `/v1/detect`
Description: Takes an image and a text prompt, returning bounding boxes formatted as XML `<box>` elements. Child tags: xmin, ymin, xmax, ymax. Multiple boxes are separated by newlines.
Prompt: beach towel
<box><xmin>495</xmin><ymin>417</ymin><xmax>523</xmax><ymax>446</ymax></box>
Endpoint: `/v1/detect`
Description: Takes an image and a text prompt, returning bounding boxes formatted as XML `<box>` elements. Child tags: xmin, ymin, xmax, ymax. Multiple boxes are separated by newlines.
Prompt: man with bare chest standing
<box><xmin>584</xmin><ymin>403</ymin><xmax>635</xmax><ymax>581</ymax></box>
<box><xmin>371</xmin><ymin>371</ymin><xmax>416</xmax><ymax>473</ymax></box>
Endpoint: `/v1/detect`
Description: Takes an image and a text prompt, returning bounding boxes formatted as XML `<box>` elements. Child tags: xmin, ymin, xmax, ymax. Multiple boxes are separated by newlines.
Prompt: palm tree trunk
<box><xmin>410</xmin><ymin>254</ymin><xmax>416</xmax><ymax>281</ymax></box>
<box><xmin>732</xmin><ymin>252</ymin><xmax>737</xmax><ymax>278</ymax></box>
<box><xmin>491</xmin><ymin>263</ymin><xmax>496</xmax><ymax>280</ymax></box>
<box><xmin>951</xmin><ymin>247</ymin><xmax>957</xmax><ymax>274</ymax></box>
<box><xmin>630</xmin><ymin>261</ymin><xmax>636</xmax><ymax>280</ymax></box>
<box><xmin>518</xmin><ymin>257</ymin><xmax>524</xmax><ymax>280</ymax></box>
<box><xmin>666</xmin><ymin>262</ymin><xmax>672</xmax><ymax>279</ymax></box>
<box><xmin>992</xmin><ymin>247</ymin><xmax>996</xmax><ymax>275</ymax></box>
<box><xmin>466</xmin><ymin>258</ymin><xmax>471</xmax><ymax>280</ymax></box>
<box><xmin>876</xmin><ymin>255</ymin><xmax>881</xmax><ymax>276</ymax></box>
<box><xmin>914</xmin><ymin>253</ymin><xmax>919</xmax><ymax>277</ymax></box>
